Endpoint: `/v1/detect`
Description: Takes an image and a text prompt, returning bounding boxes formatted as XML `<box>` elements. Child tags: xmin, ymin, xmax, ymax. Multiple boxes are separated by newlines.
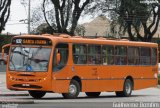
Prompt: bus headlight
<box><xmin>9</xmin><ymin>76</ymin><xmax>13</xmax><ymax>79</ymax></box>
<box><xmin>154</xmin><ymin>73</ymin><xmax>158</xmax><ymax>78</ymax></box>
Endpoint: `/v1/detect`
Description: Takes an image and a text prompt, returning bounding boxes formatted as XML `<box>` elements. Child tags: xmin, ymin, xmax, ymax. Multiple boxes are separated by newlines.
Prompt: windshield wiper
<box><xmin>29</xmin><ymin>58</ymin><xmax>48</xmax><ymax>63</ymax></box>
<box><xmin>12</xmin><ymin>51</ymin><xmax>27</xmax><ymax>56</ymax></box>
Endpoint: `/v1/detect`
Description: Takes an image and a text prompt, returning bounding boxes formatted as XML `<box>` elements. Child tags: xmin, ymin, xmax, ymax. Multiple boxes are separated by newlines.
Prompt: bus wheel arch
<box><xmin>116</xmin><ymin>76</ymin><xmax>134</xmax><ymax>97</ymax></box>
<box><xmin>126</xmin><ymin>76</ymin><xmax>134</xmax><ymax>90</ymax></box>
<box><xmin>71</xmin><ymin>76</ymin><xmax>82</xmax><ymax>91</ymax></box>
<box><xmin>62</xmin><ymin>78</ymin><xmax>81</xmax><ymax>99</ymax></box>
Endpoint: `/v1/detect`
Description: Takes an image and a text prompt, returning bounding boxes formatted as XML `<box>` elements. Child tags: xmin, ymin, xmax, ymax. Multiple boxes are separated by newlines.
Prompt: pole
<box><xmin>28</xmin><ymin>0</ymin><xmax>31</xmax><ymax>34</ymax></box>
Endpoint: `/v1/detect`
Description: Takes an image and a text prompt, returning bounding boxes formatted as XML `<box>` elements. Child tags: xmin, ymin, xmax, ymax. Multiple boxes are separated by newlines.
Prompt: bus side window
<box><xmin>102</xmin><ymin>45</ymin><xmax>114</xmax><ymax>65</ymax></box>
<box><xmin>140</xmin><ymin>47</ymin><xmax>150</xmax><ymax>65</ymax></box>
<box><xmin>88</xmin><ymin>45</ymin><xmax>101</xmax><ymax>65</ymax></box>
<box><xmin>128</xmin><ymin>47</ymin><xmax>140</xmax><ymax>65</ymax></box>
<box><xmin>53</xmin><ymin>43</ymin><xmax>68</xmax><ymax>72</ymax></box>
<box><xmin>115</xmin><ymin>46</ymin><xmax>127</xmax><ymax>65</ymax></box>
<box><xmin>73</xmin><ymin>44</ymin><xmax>87</xmax><ymax>64</ymax></box>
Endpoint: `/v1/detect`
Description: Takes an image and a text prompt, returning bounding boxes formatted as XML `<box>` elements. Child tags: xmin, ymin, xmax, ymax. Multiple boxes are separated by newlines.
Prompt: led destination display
<box><xmin>12</xmin><ymin>38</ymin><xmax>52</xmax><ymax>46</ymax></box>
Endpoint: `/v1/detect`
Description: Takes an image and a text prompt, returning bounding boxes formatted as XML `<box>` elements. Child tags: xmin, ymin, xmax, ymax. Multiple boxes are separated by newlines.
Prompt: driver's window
<box><xmin>53</xmin><ymin>43</ymin><xmax>69</xmax><ymax>72</ymax></box>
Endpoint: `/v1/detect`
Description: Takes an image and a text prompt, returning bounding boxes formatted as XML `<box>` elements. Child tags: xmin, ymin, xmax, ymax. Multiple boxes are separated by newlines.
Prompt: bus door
<box><xmin>52</xmin><ymin>43</ymin><xmax>69</xmax><ymax>92</ymax></box>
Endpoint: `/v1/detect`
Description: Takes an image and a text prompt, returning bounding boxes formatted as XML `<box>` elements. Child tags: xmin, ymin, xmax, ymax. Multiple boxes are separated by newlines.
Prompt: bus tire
<box><xmin>62</xmin><ymin>80</ymin><xmax>80</xmax><ymax>99</ymax></box>
<box><xmin>28</xmin><ymin>90</ymin><xmax>46</xmax><ymax>99</ymax></box>
<box><xmin>115</xmin><ymin>79</ymin><xmax>133</xmax><ymax>97</ymax></box>
<box><xmin>85</xmin><ymin>92</ymin><xmax>101</xmax><ymax>97</ymax></box>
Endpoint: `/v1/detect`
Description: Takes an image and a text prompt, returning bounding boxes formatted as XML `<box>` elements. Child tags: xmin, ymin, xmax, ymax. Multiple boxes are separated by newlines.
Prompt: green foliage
<box><xmin>113</xmin><ymin>0</ymin><xmax>160</xmax><ymax>41</ymax></box>
<box><xmin>31</xmin><ymin>0</ymin><xmax>91</xmax><ymax>36</ymax></box>
<box><xmin>75</xmin><ymin>25</ymin><xmax>86</xmax><ymax>36</ymax></box>
<box><xmin>83</xmin><ymin>0</ymin><xmax>160</xmax><ymax>41</ymax></box>
<box><xmin>32</xmin><ymin>23</ymin><xmax>57</xmax><ymax>34</ymax></box>
<box><xmin>0</xmin><ymin>34</ymin><xmax>13</xmax><ymax>52</ymax></box>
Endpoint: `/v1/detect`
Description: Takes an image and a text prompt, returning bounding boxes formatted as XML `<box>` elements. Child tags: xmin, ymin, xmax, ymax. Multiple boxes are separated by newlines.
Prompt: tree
<box><xmin>112</xmin><ymin>0</ymin><xmax>160</xmax><ymax>42</ymax></box>
<box><xmin>75</xmin><ymin>25</ymin><xmax>85</xmax><ymax>36</ymax></box>
<box><xmin>83</xmin><ymin>0</ymin><xmax>160</xmax><ymax>42</ymax></box>
<box><xmin>0</xmin><ymin>0</ymin><xmax>12</xmax><ymax>33</ymax></box>
<box><xmin>31</xmin><ymin>23</ymin><xmax>57</xmax><ymax>34</ymax></box>
<box><xmin>30</xmin><ymin>0</ymin><xmax>92</xmax><ymax>35</ymax></box>
<box><xmin>42</xmin><ymin>0</ymin><xmax>91</xmax><ymax>36</ymax></box>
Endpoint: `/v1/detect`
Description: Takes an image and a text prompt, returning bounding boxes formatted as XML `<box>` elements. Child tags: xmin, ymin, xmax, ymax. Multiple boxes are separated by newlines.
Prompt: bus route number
<box><xmin>16</xmin><ymin>39</ymin><xmax>22</xmax><ymax>44</ymax></box>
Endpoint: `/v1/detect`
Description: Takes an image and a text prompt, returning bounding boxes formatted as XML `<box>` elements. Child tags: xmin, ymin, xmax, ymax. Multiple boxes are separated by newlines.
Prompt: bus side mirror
<box><xmin>56</xmin><ymin>52</ymin><xmax>60</xmax><ymax>65</ymax></box>
<box><xmin>1</xmin><ymin>44</ymin><xmax>11</xmax><ymax>65</ymax></box>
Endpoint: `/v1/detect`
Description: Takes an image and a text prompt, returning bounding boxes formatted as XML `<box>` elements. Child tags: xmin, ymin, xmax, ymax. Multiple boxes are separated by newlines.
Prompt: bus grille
<box><xmin>11</xmin><ymin>78</ymin><xmax>41</xmax><ymax>82</ymax></box>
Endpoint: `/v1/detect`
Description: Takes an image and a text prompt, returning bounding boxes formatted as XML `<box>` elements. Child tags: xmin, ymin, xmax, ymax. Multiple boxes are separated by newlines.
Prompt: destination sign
<box><xmin>12</xmin><ymin>38</ymin><xmax>52</xmax><ymax>46</ymax></box>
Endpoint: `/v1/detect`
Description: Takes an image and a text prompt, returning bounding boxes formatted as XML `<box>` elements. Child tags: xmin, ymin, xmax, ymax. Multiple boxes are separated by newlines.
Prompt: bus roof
<box><xmin>13</xmin><ymin>34</ymin><xmax>158</xmax><ymax>47</ymax></box>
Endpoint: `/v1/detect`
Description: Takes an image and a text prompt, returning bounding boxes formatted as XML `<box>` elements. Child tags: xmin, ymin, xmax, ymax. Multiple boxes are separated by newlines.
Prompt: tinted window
<box><xmin>88</xmin><ymin>45</ymin><xmax>101</xmax><ymax>64</ymax></box>
<box><xmin>73</xmin><ymin>44</ymin><xmax>87</xmax><ymax>64</ymax></box>
<box><xmin>115</xmin><ymin>46</ymin><xmax>127</xmax><ymax>65</ymax></box>
<box><xmin>128</xmin><ymin>47</ymin><xmax>140</xmax><ymax>65</ymax></box>
<box><xmin>53</xmin><ymin>43</ymin><xmax>68</xmax><ymax>71</ymax></box>
<box><xmin>102</xmin><ymin>45</ymin><xmax>114</xmax><ymax>65</ymax></box>
<box><xmin>140</xmin><ymin>47</ymin><xmax>150</xmax><ymax>65</ymax></box>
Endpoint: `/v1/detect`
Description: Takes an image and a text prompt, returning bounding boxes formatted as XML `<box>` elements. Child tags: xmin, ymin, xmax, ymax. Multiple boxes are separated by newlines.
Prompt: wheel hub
<box><xmin>126</xmin><ymin>82</ymin><xmax>131</xmax><ymax>94</ymax></box>
<box><xmin>69</xmin><ymin>84</ymin><xmax>77</xmax><ymax>95</ymax></box>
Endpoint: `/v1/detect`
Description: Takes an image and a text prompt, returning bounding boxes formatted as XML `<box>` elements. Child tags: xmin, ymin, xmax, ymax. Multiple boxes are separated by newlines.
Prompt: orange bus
<box><xmin>3</xmin><ymin>34</ymin><xmax>158</xmax><ymax>99</ymax></box>
<box><xmin>0</xmin><ymin>44</ymin><xmax>10</xmax><ymax>65</ymax></box>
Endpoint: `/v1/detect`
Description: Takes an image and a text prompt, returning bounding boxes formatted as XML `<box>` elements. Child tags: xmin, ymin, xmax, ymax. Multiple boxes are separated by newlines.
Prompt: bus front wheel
<box><xmin>28</xmin><ymin>90</ymin><xmax>46</xmax><ymax>99</ymax></box>
<box><xmin>62</xmin><ymin>80</ymin><xmax>80</xmax><ymax>99</ymax></box>
<box><xmin>115</xmin><ymin>79</ymin><xmax>133</xmax><ymax>97</ymax></box>
<box><xmin>85</xmin><ymin>92</ymin><xmax>101</xmax><ymax>97</ymax></box>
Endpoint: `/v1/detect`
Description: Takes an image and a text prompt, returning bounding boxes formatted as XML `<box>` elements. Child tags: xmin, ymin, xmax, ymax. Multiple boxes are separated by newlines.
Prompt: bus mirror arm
<box><xmin>1</xmin><ymin>44</ymin><xmax>10</xmax><ymax>65</ymax></box>
<box><xmin>56</xmin><ymin>52</ymin><xmax>60</xmax><ymax>65</ymax></box>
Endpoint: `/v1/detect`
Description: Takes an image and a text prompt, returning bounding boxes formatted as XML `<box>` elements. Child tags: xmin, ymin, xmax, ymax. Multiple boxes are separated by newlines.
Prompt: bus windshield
<box><xmin>9</xmin><ymin>46</ymin><xmax>51</xmax><ymax>72</ymax></box>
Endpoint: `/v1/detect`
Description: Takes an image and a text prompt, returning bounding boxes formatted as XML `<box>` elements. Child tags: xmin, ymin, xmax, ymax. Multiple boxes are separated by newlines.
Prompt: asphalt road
<box><xmin>1</xmin><ymin>71</ymin><xmax>160</xmax><ymax>108</ymax></box>
<box><xmin>2</xmin><ymin>102</ymin><xmax>115</xmax><ymax>108</ymax></box>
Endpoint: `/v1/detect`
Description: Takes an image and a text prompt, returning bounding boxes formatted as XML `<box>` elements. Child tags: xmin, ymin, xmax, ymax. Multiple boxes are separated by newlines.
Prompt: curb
<box><xmin>0</xmin><ymin>93</ymin><xmax>29</xmax><ymax>96</ymax></box>
<box><xmin>0</xmin><ymin>99</ymin><xmax>34</xmax><ymax>104</ymax></box>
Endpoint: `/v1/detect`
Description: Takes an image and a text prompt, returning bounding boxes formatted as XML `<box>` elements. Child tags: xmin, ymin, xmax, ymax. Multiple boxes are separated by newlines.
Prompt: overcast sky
<box><xmin>3</xmin><ymin>0</ymin><xmax>28</xmax><ymax>34</ymax></box>
<box><xmin>2</xmin><ymin>0</ymin><xmax>94</xmax><ymax>34</ymax></box>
